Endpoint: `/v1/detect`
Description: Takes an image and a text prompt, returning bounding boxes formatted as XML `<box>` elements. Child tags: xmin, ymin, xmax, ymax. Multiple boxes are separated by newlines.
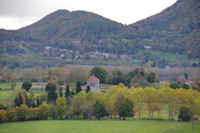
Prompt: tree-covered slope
<box><xmin>0</xmin><ymin>0</ymin><xmax>200</xmax><ymax>68</ymax></box>
<box><xmin>124</xmin><ymin>0</ymin><xmax>200</xmax><ymax>57</ymax></box>
<box><xmin>19</xmin><ymin>10</ymin><xmax>124</xmax><ymax>42</ymax></box>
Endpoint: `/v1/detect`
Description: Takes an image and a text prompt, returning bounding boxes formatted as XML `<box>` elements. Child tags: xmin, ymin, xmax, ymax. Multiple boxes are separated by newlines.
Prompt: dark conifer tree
<box><xmin>76</xmin><ymin>81</ymin><xmax>82</xmax><ymax>94</ymax></box>
<box><xmin>86</xmin><ymin>85</ymin><xmax>91</xmax><ymax>93</ymax></box>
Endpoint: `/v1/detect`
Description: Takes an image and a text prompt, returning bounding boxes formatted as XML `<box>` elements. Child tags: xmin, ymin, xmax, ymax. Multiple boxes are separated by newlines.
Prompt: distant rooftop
<box><xmin>88</xmin><ymin>76</ymin><xmax>99</xmax><ymax>81</ymax></box>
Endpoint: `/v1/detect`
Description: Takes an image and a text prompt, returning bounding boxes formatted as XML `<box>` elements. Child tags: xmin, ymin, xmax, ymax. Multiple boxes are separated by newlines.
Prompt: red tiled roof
<box><xmin>88</xmin><ymin>76</ymin><xmax>99</xmax><ymax>81</ymax></box>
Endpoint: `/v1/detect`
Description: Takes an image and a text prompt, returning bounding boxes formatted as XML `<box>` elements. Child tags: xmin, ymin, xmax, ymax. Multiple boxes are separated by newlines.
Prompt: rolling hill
<box><xmin>0</xmin><ymin>0</ymin><xmax>199</xmax><ymax>68</ymax></box>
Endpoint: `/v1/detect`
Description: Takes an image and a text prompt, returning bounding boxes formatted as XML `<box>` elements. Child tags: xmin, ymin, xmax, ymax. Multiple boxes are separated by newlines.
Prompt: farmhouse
<box><xmin>87</xmin><ymin>76</ymin><xmax>100</xmax><ymax>92</ymax></box>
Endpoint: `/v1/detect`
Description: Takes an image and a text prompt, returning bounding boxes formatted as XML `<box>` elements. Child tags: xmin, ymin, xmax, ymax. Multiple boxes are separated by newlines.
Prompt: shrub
<box><xmin>29</xmin><ymin>107</ymin><xmax>41</xmax><ymax>120</ymax></box>
<box><xmin>182</xmin><ymin>84</ymin><xmax>189</xmax><ymax>89</ymax></box>
<box><xmin>170</xmin><ymin>82</ymin><xmax>182</xmax><ymax>89</ymax></box>
<box><xmin>178</xmin><ymin>106</ymin><xmax>192</xmax><ymax>121</ymax></box>
<box><xmin>0</xmin><ymin>109</ymin><xmax>7</xmax><ymax>123</ymax></box>
<box><xmin>7</xmin><ymin>109</ymin><xmax>17</xmax><ymax>122</ymax></box>
<box><xmin>56</xmin><ymin>97</ymin><xmax>67</xmax><ymax>119</ymax></box>
<box><xmin>49</xmin><ymin>104</ymin><xmax>57</xmax><ymax>119</ymax></box>
<box><xmin>16</xmin><ymin>104</ymin><xmax>29</xmax><ymax>121</ymax></box>
<box><xmin>0</xmin><ymin>103</ymin><xmax>8</xmax><ymax>110</ymax></box>
<box><xmin>39</xmin><ymin>103</ymin><xmax>50</xmax><ymax>120</ymax></box>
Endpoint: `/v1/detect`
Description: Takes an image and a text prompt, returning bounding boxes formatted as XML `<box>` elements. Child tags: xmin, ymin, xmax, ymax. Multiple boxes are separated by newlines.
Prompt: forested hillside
<box><xmin>124</xmin><ymin>0</ymin><xmax>200</xmax><ymax>58</ymax></box>
<box><xmin>0</xmin><ymin>0</ymin><xmax>199</xmax><ymax>68</ymax></box>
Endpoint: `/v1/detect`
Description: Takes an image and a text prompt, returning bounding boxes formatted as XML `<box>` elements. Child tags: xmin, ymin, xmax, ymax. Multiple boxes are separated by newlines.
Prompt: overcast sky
<box><xmin>0</xmin><ymin>0</ymin><xmax>177</xmax><ymax>30</ymax></box>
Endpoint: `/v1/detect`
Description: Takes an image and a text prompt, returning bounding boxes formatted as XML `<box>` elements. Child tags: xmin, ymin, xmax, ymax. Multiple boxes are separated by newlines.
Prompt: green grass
<box><xmin>0</xmin><ymin>82</ymin><xmax>45</xmax><ymax>103</ymax></box>
<box><xmin>149</xmin><ymin>50</ymin><xmax>188</xmax><ymax>62</ymax></box>
<box><xmin>0</xmin><ymin>82</ymin><xmax>22</xmax><ymax>103</ymax></box>
<box><xmin>0</xmin><ymin>120</ymin><xmax>199</xmax><ymax>133</ymax></box>
<box><xmin>167</xmin><ymin>122</ymin><xmax>200</xmax><ymax>133</ymax></box>
<box><xmin>0</xmin><ymin>91</ymin><xmax>18</xmax><ymax>102</ymax></box>
<box><xmin>0</xmin><ymin>82</ymin><xmax>22</xmax><ymax>90</ymax></box>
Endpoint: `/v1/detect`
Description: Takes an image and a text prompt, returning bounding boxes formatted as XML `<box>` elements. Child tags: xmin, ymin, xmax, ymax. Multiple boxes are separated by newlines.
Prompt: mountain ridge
<box><xmin>0</xmin><ymin>0</ymin><xmax>200</xmax><ymax>68</ymax></box>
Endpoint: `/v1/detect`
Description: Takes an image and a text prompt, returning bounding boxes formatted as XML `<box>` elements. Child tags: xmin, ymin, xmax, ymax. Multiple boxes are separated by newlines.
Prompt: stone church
<box><xmin>87</xmin><ymin>76</ymin><xmax>100</xmax><ymax>92</ymax></box>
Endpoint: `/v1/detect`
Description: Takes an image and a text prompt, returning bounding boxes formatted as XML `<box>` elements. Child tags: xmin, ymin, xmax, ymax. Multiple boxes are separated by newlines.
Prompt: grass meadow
<box><xmin>0</xmin><ymin>120</ymin><xmax>199</xmax><ymax>133</ymax></box>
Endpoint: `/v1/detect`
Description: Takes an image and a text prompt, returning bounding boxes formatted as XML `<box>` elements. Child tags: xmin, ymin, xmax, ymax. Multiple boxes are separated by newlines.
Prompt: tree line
<box><xmin>1</xmin><ymin>80</ymin><xmax>200</xmax><ymax>123</ymax></box>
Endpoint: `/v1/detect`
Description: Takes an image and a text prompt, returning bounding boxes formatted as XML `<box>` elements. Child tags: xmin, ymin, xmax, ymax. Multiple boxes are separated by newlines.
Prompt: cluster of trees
<box><xmin>1</xmin><ymin>81</ymin><xmax>200</xmax><ymax>123</ymax></box>
<box><xmin>0</xmin><ymin>67</ymin><xmax>88</xmax><ymax>85</ymax></box>
<box><xmin>91</xmin><ymin>67</ymin><xmax>159</xmax><ymax>87</ymax></box>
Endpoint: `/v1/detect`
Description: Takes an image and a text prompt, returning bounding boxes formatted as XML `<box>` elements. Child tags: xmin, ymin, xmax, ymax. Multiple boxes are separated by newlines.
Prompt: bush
<box><xmin>0</xmin><ymin>103</ymin><xmax>8</xmax><ymax>110</ymax></box>
<box><xmin>39</xmin><ymin>103</ymin><xmax>50</xmax><ymax>120</ymax></box>
<box><xmin>16</xmin><ymin>104</ymin><xmax>29</xmax><ymax>121</ymax></box>
<box><xmin>0</xmin><ymin>109</ymin><xmax>7</xmax><ymax>123</ymax></box>
<box><xmin>182</xmin><ymin>84</ymin><xmax>189</xmax><ymax>89</ymax></box>
<box><xmin>178</xmin><ymin>106</ymin><xmax>192</xmax><ymax>121</ymax></box>
<box><xmin>7</xmin><ymin>109</ymin><xmax>17</xmax><ymax>122</ymax></box>
<box><xmin>56</xmin><ymin>97</ymin><xmax>67</xmax><ymax>119</ymax></box>
<box><xmin>49</xmin><ymin>104</ymin><xmax>57</xmax><ymax>119</ymax></box>
<box><xmin>170</xmin><ymin>82</ymin><xmax>182</xmax><ymax>89</ymax></box>
<box><xmin>29</xmin><ymin>107</ymin><xmax>41</xmax><ymax>120</ymax></box>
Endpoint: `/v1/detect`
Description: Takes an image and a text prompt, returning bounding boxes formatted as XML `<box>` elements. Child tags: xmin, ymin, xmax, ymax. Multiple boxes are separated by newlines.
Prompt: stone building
<box><xmin>87</xmin><ymin>76</ymin><xmax>100</xmax><ymax>92</ymax></box>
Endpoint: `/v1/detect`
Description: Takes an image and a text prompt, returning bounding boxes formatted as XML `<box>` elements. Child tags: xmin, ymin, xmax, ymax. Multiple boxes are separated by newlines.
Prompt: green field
<box><xmin>0</xmin><ymin>82</ymin><xmax>113</xmax><ymax>104</ymax></box>
<box><xmin>0</xmin><ymin>82</ymin><xmax>43</xmax><ymax>104</ymax></box>
<box><xmin>0</xmin><ymin>120</ymin><xmax>199</xmax><ymax>133</ymax></box>
<box><xmin>0</xmin><ymin>82</ymin><xmax>22</xmax><ymax>90</ymax></box>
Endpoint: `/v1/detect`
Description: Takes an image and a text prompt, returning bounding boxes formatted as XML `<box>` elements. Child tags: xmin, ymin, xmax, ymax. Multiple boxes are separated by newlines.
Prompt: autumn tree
<box><xmin>81</xmin><ymin>104</ymin><xmax>94</xmax><ymax>119</ymax></box>
<box><xmin>14</xmin><ymin>89</ymin><xmax>29</xmax><ymax>106</ymax></box>
<box><xmin>70</xmin><ymin>92</ymin><xmax>87</xmax><ymax>118</ymax></box>
<box><xmin>56</xmin><ymin>97</ymin><xmax>67</xmax><ymax>119</ymax></box>
<box><xmin>193</xmin><ymin>79</ymin><xmax>200</xmax><ymax>91</ymax></box>
<box><xmin>130</xmin><ymin>87</ymin><xmax>144</xmax><ymax>119</ymax></box>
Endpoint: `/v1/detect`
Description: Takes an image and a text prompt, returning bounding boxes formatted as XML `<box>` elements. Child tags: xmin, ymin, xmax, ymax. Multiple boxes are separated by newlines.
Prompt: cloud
<box><xmin>0</xmin><ymin>0</ymin><xmax>177</xmax><ymax>29</ymax></box>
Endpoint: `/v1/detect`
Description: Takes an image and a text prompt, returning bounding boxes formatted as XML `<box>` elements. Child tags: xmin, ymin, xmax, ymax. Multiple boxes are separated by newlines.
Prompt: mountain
<box><xmin>19</xmin><ymin>10</ymin><xmax>124</xmax><ymax>42</ymax></box>
<box><xmin>0</xmin><ymin>0</ymin><xmax>200</xmax><ymax>68</ymax></box>
<box><xmin>124</xmin><ymin>0</ymin><xmax>200</xmax><ymax>58</ymax></box>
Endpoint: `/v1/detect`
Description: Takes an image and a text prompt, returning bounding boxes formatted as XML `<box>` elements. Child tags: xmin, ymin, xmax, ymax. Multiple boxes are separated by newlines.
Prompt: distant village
<box><xmin>43</xmin><ymin>46</ymin><xmax>132</xmax><ymax>60</ymax></box>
